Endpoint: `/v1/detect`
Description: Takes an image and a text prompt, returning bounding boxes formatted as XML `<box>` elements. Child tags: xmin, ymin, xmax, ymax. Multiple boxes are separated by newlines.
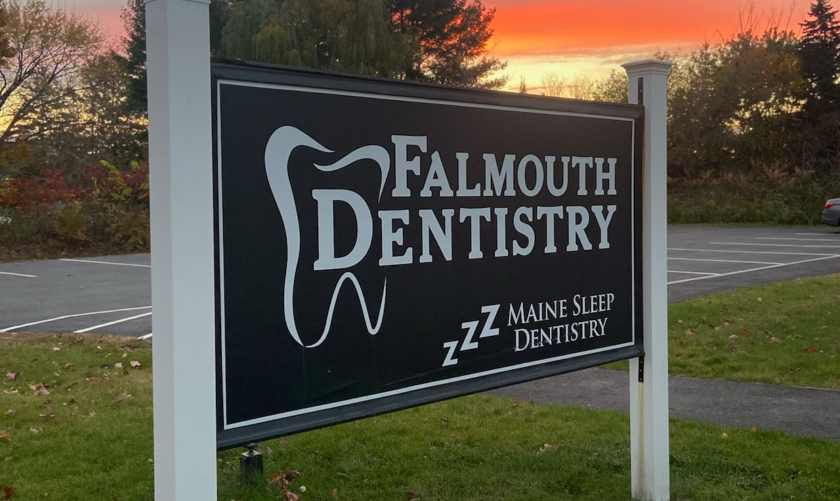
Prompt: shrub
<box><xmin>668</xmin><ymin>165</ymin><xmax>840</xmax><ymax>225</ymax></box>
<box><xmin>0</xmin><ymin>160</ymin><xmax>150</xmax><ymax>257</ymax></box>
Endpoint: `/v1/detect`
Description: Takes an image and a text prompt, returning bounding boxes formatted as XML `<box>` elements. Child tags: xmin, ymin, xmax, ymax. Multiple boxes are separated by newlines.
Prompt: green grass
<box><xmin>2</xmin><ymin>334</ymin><xmax>840</xmax><ymax>500</ymax></box>
<box><xmin>605</xmin><ymin>274</ymin><xmax>840</xmax><ymax>388</ymax></box>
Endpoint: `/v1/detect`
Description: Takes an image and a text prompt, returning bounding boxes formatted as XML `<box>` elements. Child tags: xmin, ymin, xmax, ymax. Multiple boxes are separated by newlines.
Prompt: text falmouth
<box><xmin>313</xmin><ymin>135</ymin><xmax>623</xmax><ymax>270</ymax></box>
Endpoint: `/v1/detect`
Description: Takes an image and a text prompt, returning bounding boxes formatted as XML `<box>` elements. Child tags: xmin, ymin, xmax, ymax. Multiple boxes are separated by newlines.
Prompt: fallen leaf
<box><xmin>769</xmin><ymin>337</ymin><xmax>781</xmax><ymax>344</ymax></box>
<box><xmin>538</xmin><ymin>444</ymin><xmax>558</xmax><ymax>454</ymax></box>
<box><xmin>805</xmin><ymin>347</ymin><xmax>818</xmax><ymax>353</ymax></box>
<box><xmin>729</xmin><ymin>335</ymin><xmax>738</xmax><ymax>340</ymax></box>
<box><xmin>751</xmin><ymin>427</ymin><xmax>757</xmax><ymax>433</ymax></box>
<box><xmin>129</xmin><ymin>361</ymin><xmax>141</xmax><ymax>368</ymax></box>
<box><xmin>721</xmin><ymin>432</ymin><xmax>728</xmax><ymax>439</ymax></box>
<box><xmin>406</xmin><ymin>491</ymin><xmax>420</xmax><ymax>500</ymax></box>
<box><xmin>0</xmin><ymin>432</ymin><xmax>9</xmax><ymax>441</ymax></box>
<box><xmin>708</xmin><ymin>324</ymin><xmax>716</xmax><ymax>329</ymax></box>
<box><xmin>39</xmin><ymin>414</ymin><xmax>57</xmax><ymax>424</ymax></box>
<box><xmin>742</xmin><ymin>329</ymin><xmax>750</xmax><ymax>336</ymax></box>
<box><xmin>4</xmin><ymin>373</ymin><xmax>18</xmax><ymax>381</ymax></box>
<box><xmin>44</xmin><ymin>400</ymin><xmax>52</xmax><ymax>407</ymax></box>
<box><xmin>4</xmin><ymin>410</ymin><xmax>12</xmax><ymax>417</ymax></box>
<box><xmin>1</xmin><ymin>484</ymin><xmax>16</xmax><ymax>499</ymax></box>
<box><xmin>268</xmin><ymin>472</ymin><xmax>289</xmax><ymax>489</ymax></box>
<box><xmin>757</xmin><ymin>297</ymin><xmax>762</xmax><ymax>302</ymax></box>
<box><xmin>678</xmin><ymin>341</ymin><xmax>684</xmax><ymax>346</ymax></box>
<box><xmin>114</xmin><ymin>363</ymin><xmax>123</xmax><ymax>369</ymax></box>
<box><xmin>331</xmin><ymin>488</ymin><xmax>339</xmax><ymax>498</ymax></box>
<box><xmin>29</xmin><ymin>428</ymin><xmax>41</xmax><ymax>434</ymax></box>
<box><xmin>29</xmin><ymin>384</ymin><xmax>50</xmax><ymax>397</ymax></box>
<box><xmin>52</xmin><ymin>347</ymin><xmax>60</xmax><ymax>352</ymax></box>
<box><xmin>685</xmin><ymin>329</ymin><xmax>694</xmax><ymax>336</ymax></box>
<box><xmin>115</xmin><ymin>393</ymin><xmax>132</xmax><ymax>404</ymax></box>
<box><xmin>284</xmin><ymin>493</ymin><xmax>299</xmax><ymax>501</ymax></box>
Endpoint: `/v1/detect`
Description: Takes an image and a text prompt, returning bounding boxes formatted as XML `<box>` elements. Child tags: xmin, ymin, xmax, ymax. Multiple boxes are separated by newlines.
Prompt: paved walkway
<box><xmin>491</xmin><ymin>368</ymin><xmax>840</xmax><ymax>440</ymax></box>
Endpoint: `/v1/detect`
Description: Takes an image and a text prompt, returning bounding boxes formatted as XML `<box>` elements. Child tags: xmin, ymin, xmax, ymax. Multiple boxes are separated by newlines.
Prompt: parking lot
<box><xmin>2</xmin><ymin>225</ymin><xmax>840</xmax><ymax>338</ymax></box>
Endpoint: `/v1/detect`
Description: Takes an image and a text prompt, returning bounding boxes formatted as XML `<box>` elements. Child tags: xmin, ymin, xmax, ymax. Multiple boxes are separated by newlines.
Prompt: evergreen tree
<box><xmin>389</xmin><ymin>0</ymin><xmax>506</xmax><ymax>88</ymax></box>
<box><xmin>120</xmin><ymin>0</ymin><xmax>146</xmax><ymax>115</ymax></box>
<box><xmin>799</xmin><ymin>0</ymin><xmax>840</xmax><ymax>114</ymax></box>
<box><xmin>119</xmin><ymin>0</ymin><xmax>229</xmax><ymax>116</ymax></box>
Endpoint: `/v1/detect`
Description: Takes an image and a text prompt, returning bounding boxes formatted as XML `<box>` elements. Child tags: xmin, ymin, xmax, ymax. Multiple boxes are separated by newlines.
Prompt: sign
<box><xmin>213</xmin><ymin>61</ymin><xmax>644</xmax><ymax>449</ymax></box>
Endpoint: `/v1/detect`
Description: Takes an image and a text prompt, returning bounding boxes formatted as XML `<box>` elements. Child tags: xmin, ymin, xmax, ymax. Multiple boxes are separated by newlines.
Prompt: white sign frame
<box><xmin>145</xmin><ymin>0</ymin><xmax>672</xmax><ymax>498</ymax></box>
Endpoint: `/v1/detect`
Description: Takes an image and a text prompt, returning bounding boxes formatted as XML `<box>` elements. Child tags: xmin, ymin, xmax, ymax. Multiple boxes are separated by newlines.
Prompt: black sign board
<box><xmin>213</xmin><ymin>61</ymin><xmax>644</xmax><ymax>449</ymax></box>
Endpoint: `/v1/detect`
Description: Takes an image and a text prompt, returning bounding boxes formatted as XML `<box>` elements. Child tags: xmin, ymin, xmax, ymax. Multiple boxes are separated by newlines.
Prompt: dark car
<box><xmin>823</xmin><ymin>198</ymin><xmax>840</xmax><ymax>226</ymax></box>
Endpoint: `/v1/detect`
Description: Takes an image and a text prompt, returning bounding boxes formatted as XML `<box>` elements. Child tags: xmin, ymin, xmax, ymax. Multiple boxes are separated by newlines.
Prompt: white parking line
<box><xmin>667</xmin><ymin>270</ymin><xmax>720</xmax><ymax>276</ymax></box>
<box><xmin>0</xmin><ymin>271</ymin><xmax>37</xmax><ymax>278</ymax></box>
<box><xmin>794</xmin><ymin>233</ymin><xmax>840</xmax><ymax>236</ymax></box>
<box><xmin>709</xmin><ymin>242</ymin><xmax>840</xmax><ymax>249</ymax></box>
<box><xmin>668</xmin><ymin>255</ymin><xmax>840</xmax><ymax>285</ymax></box>
<box><xmin>668</xmin><ymin>248</ymin><xmax>837</xmax><ymax>257</ymax></box>
<box><xmin>755</xmin><ymin>237</ymin><xmax>840</xmax><ymax>242</ymax></box>
<box><xmin>74</xmin><ymin>312</ymin><xmax>153</xmax><ymax>334</ymax></box>
<box><xmin>668</xmin><ymin>257</ymin><xmax>784</xmax><ymax>265</ymax></box>
<box><xmin>0</xmin><ymin>306</ymin><xmax>152</xmax><ymax>333</ymax></box>
<box><xmin>139</xmin><ymin>333</ymin><xmax>153</xmax><ymax>340</ymax></box>
<box><xmin>59</xmin><ymin>258</ymin><xmax>151</xmax><ymax>268</ymax></box>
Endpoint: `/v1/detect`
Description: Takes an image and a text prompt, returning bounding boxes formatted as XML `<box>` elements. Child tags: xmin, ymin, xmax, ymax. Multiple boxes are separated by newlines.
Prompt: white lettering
<box><xmin>312</xmin><ymin>189</ymin><xmax>373</xmax><ymax>271</ymax></box>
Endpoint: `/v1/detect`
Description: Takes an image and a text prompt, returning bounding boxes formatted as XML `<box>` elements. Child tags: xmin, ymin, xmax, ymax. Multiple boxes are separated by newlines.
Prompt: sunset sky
<box><xmin>79</xmin><ymin>0</ymin><xmax>815</xmax><ymax>90</ymax></box>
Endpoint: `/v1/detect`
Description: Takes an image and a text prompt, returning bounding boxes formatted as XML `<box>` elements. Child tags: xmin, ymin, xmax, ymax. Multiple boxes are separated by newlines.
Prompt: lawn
<box><xmin>1</xmin><ymin>333</ymin><xmax>840</xmax><ymax>500</ymax></box>
<box><xmin>605</xmin><ymin>273</ymin><xmax>840</xmax><ymax>389</ymax></box>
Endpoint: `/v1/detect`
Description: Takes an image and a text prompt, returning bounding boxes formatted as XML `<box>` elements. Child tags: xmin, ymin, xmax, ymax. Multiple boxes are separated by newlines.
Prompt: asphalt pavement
<box><xmin>2</xmin><ymin>225</ymin><xmax>840</xmax><ymax>439</ymax></box>
<box><xmin>4</xmin><ymin>225</ymin><xmax>840</xmax><ymax>337</ymax></box>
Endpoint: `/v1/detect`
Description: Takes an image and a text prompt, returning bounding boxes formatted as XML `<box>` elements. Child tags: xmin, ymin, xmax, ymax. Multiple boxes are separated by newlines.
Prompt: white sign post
<box><xmin>146</xmin><ymin>0</ymin><xmax>217</xmax><ymax>498</ymax></box>
<box><xmin>623</xmin><ymin>59</ymin><xmax>673</xmax><ymax>501</ymax></box>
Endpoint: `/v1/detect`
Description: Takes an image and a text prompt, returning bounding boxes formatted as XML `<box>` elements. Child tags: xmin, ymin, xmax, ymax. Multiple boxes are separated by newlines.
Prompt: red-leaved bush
<box><xmin>0</xmin><ymin>170</ymin><xmax>83</xmax><ymax>212</ymax></box>
<box><xmin>0</xmin><ymin>161</ymin><xmax>150</xmax><ymax>252</ymax></box>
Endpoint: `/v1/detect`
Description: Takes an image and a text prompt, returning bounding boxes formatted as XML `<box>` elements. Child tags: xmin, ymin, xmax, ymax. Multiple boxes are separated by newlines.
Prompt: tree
<box><xmin>591</xmin><ymin>70</ymin><xmax>627</xmax><ymax>104</ymax></box>
<box><xmin>716</xmin><ymin>30</ymin><xmax>805</xmax><ymax>169</ymax></box>
<box><xmin>119</xmin><ymin>0</ymin><xmax>229</xmax><ymax>117</ymax></box>
<box><xmin>389</xmin><ymin>0</ymin><xmax>506</xmax><ymax>88</ymax></box>
<box><xmin>221</xmin><ymin>0</ymin><xmax>412</xmax><ymax>78</ymax></box>
<box><xmin>799</xmin><ymin>0</ymin><xmax>840</xmax><ymax>115</ymax></box>
<box><xmin>0</xmin><ymin>3</ymin><xmax>14</xmax><ymax>65</ymax></box>
<box><xmin>539</xmin><ymin>72</ymin><xmax>566</xmax><ymax>97</ymax></box>
<box><xmin>119</xmin><ymin>0</ymin><xmax>146</xmax><ymax>116</ymax></box>
<box><xmin>0</xmin><ymin>0</ymin><xmax>102</xmax><ymax>145</ymax></box>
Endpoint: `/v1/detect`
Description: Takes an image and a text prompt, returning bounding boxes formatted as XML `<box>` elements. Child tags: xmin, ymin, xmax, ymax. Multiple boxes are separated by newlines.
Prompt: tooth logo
<box><xmin>265</xmin><ymin>126</ymin><xmax>389</xmax><ymax>349</ymax></box>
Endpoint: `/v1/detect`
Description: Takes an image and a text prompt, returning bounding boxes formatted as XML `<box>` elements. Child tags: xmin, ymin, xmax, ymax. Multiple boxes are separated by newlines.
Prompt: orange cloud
<box><xmin>489</xmin><ymin>0</ymin><xmax>811</xmax><ymax>57</ymax></box>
